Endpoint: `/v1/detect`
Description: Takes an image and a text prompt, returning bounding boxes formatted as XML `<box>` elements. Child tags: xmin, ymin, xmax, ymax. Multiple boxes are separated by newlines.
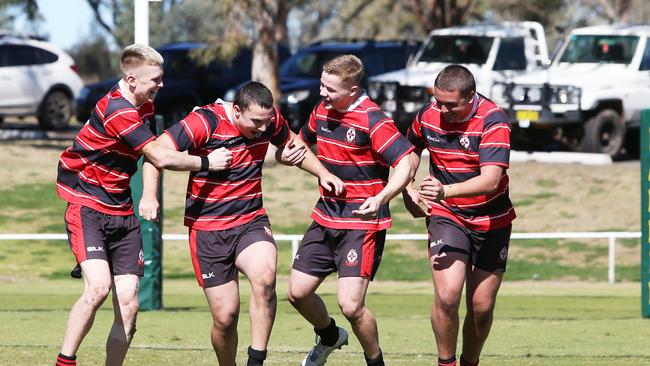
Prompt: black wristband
<box><xmin>200</xmin><ymin>156</ymin><xmax>209</xmax><ymax>172</ymax></box>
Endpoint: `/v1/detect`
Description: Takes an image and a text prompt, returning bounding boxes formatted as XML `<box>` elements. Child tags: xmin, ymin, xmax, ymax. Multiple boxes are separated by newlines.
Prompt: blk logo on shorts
<box><xmin>345</xmin><ymin>249</ymin><xmax>358</xmax><ymax>266</ymax></box>
<box><xmin>87</xmin><ymin>246</ymin><xmax>104</xmax><ymax>252</ymax></box>
<box><xmin>430</xmin><ymin>239</ymin><xmax>444</xmax><ymax>248</ymax></box>
<box><xmin>202</xmin><ymin>272</ymin><xmax>215</xmax><ymax>279</ymax></box>
<box><xmin>264</xmin><ymin>226</ymin><xmax>273</xmax><ymax>237</ymax></box>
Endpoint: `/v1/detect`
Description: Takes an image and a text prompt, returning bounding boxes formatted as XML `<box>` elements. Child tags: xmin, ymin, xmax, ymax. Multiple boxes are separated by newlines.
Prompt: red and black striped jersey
<box><xmin>300</xmin><ymin>93</ymin><xmax>414</xmax><ymax>231</ymax></box>
<box><xmin>406</xmin><ymin>94</ymin><xmax>516</xmax><ymax>231</ymax></box>
<box><xmin>164</xmin><ymin>100</ymin><xmax>290</xmax><ymax>230</ymax></box>
<box><xmin>56</xmin><ymin>83</ymin><xmax>156</xmax><ymax>215</ymax></box>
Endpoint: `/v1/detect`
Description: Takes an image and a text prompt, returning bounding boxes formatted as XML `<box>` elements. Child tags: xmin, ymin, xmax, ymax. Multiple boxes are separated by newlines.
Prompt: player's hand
<box><xmin>352</xmin><ymin>196</ymin><xmax>382</xmax><ymax>220</ymax></box>
<box><xmin>207</xmin><ymin>147</ymin><xmax>232</xmax><ymax>171</ymax></box>
<box><xmin>418</xmin><ymin>175</ymin><xmax>445</xmax><ymax>204</ymax></box>
<box><xmin>319</xmin><ymin>172</ymin><xmax>345</xmax><ymax>195</ymax></box>
<box><xmin>402</xmin><ymin>185</ymin><xmax>427</xmax><ymax>218</ymax></box>
<box><xmin>139</xmin><ymin>195</ymin><xmax>160</xmax><ymax>221</ymax></box>
<box><xmin>280</xmin><ymin>137</ymin><xmax>307</xmax><ymax>165</ymax></box>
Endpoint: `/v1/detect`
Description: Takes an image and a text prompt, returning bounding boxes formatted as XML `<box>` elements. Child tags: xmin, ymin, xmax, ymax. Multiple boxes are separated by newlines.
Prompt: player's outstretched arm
<box><xmin>278</xmin><ymin>132</ymin><xmax>344</xmax><ymax>195</ymax></box>
<box><xmin>141</xmin><ymin>134</ymin><xmax>232</xmax><ymax>172</ymax></box>
<box><xmin>352</xmin><ymin>151</ymin><xmax>418</xmax><ymax>219</ymax></box>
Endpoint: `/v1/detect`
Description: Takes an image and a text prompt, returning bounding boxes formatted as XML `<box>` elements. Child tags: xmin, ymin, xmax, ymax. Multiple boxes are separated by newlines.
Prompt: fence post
<box><xmin>641</xmin><ymin>109</ymin><xmax>650</xmax><ymax>317</ymax></box>
<box><xmin>608</xmin><ymin>235</ymin><xmax>616</xmax><ymax>284</ymax></box>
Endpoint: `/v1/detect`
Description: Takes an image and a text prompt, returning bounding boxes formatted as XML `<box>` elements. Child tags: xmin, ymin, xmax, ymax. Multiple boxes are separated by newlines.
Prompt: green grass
<box><xmin>0</xmin><ymin>280</ymin><xmax>649</xmax><ymax>365</ymax></box>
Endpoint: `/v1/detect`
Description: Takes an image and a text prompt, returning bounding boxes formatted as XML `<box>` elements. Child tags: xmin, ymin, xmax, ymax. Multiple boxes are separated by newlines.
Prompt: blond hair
<box><xmin>322</xmin><ymin>54</ymin><xmax>364</xmax><ymax>86</ymax></box>
<box><xmin>120</xmin><ymin>44</ymin><xmax>164</xmax><ymax>75</ymax></box>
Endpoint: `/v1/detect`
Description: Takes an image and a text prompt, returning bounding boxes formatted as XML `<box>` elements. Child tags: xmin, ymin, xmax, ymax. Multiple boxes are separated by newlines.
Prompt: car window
<box><xmin>280</xmin><ymin>51</ymin><xmax>344</xmax><ymax>78</ymax></box>
<box><xmin>493</xmin><ymin>37</ymin><xmax>527</xmax><ymax>70</ymax></box>
<box><xmin>0</xmin><ymin>45</ymin><xmax>58</xmax><ymax>67</ymax></box>
<box><xmin>559</xmin><ymin>35</ymin><xmax>638</xmax><ymax>64</ymax></box>
<box><xmin>640</xmin><ymin>38</ymin><xmax>650</xmax><ymax>71</ymax></box>
<box><xmin>160</xmin><ymin>50</ymin><xmax>197</xmax><ymax>79</ymax></box>
<box><xmin>418</xmin><ymin>35</ymin><xmax>493</xmax><ymax>64</ymax></box>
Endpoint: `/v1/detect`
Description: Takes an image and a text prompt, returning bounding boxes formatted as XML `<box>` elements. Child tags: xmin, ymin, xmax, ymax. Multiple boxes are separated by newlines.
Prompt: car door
<box><xmin>0</xmin><ymin>44</ymin><xmax>49</xmax><ymax>114</ymax></box>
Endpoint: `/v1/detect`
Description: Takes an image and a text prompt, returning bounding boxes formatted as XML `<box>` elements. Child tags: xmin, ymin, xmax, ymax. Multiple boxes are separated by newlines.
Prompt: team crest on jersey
<box><xmin>137</xmin><ymin>249</ymin><xmax>145</xmax><ymax>268</ymax></box>
<box><xmin>264</xmin><ymin>226</ymin><xmax>273</xmax><ymax>237</ymax></box>
<box><xmin>345</xmin><ymin>249</ymin><xmax>359</xmax><ymax>266</ymax></box>
<box><xmin>459</xmin><ymin>135</ymin><xmax>470</xmax><ymax>151</ymax></box>
<box><xmin>499</xmin><ymin>247</ymin><xmax>508</xmax><ymax>262</ymax></box>
<box><xmin>345</xmin><ymin>127</ymin><xmax>356</xmax><ymax>143</ymax></box>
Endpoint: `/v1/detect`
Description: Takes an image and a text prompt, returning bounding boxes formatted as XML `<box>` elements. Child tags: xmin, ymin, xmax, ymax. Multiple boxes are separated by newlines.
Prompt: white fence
<box><xmin>0</xmin><ymin>231</ymin><xmax>640</xmax><ymax>284</ymax></box>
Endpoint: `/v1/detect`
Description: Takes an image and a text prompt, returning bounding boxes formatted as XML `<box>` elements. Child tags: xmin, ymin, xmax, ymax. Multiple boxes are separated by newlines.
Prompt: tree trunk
<box><xmin>250</xmin><ymin>0</ymin><xmax>281</xmax><ymax>103</ymax></box>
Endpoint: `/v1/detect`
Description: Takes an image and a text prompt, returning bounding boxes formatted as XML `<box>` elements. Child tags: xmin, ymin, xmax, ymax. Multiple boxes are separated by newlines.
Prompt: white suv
<box><xmin>0</xmin><ymin>34</ymin><xmax>84</xmax><ymax>129</ymax></box>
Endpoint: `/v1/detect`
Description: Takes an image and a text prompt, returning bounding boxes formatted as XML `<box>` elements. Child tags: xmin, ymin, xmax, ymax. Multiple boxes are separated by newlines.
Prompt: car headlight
<box><xmin>551</xmin><ymin>86</ymin><xmax>580</xmax><ymax>104</ymax></box>
<box><xmin>510</xmin><ymin>86</ymin><xmax>526</xmax><ymax>102</ymax></box>
<box><xmin>283</xmin><ymin>90</ymin><xmax>310</xmax><ymax>104</ymax></box>
<box><xmin>527</xmin><ymin>87</ymin><xmax>542</xmax><ymax>103</ymax></box>
<box><xmin>368</xmin><ymin>81</ymin><xmax>382</xmax><ymax>100</ymax></box>
<box><xmin>224</xmin><ymin>88</ymin><xmax>236</xmax><ymax>102</ymax></box>
<box><xmin>383</xmin><ymin>82</ymin><xmax>398</xmax><ymax>100</ymax></box>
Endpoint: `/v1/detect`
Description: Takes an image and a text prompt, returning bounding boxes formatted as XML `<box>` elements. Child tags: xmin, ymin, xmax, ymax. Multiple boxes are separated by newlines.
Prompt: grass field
<box><xmin>0</xmin><ymin>140</ymin><xmax>646</xmax><ymax>365</ymax></box>
<box><xmin>1</xmin><ymin>279</ymin><xmax>649</xmax><ymax>365</ymax></box>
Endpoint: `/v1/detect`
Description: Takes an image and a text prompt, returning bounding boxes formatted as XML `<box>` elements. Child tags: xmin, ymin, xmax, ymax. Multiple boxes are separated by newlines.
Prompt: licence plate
<box><xmin>383</xmin><ymin>100</ymin><xmax>397</xmax><ymax>112</ymax></box>
<box><xmin>516</xmin><ymin>110</ymin><xmax>539</xmax><ymax>122</ymax></box>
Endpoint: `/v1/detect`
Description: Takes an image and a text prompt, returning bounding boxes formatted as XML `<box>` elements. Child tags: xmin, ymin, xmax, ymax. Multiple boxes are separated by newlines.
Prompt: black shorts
<box><xmin>189</xmin><ymin>215</ymin><xmax>276</xmax><ymax>288</ymax></box>
<box><xmin>427</xmin><ymin>216</ymin><xmax>511</xmax><ymax>273</ymax></box>
<box><xmin>292</xmin><ymin>221</ymin><xmax>386</xmax><ymax>280</ymax></box>
<box><xmin>64</xmin><ymin>203</ymin><xmax>144</xmax><ymax>276</ymax></box>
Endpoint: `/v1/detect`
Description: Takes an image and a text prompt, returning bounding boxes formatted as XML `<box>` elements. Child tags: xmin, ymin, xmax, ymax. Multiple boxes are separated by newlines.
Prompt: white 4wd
<box><xmin>368</xmin><ymin>21</ymin><xmax>549</xmax><ymax>132</ymax></box>
<box><xmin>0</xmin><ymin>34</ymin><xmax>84</xmax><ymax>129</ymax></box>
<box><xmin>500</xmin><ymin>24</ymin><xmax>650</xmax><ymax>157</ymax></box>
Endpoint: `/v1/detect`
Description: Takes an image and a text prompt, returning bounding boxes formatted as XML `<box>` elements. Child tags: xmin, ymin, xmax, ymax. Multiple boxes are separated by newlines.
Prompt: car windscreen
<box><xmin>417</xmin><ymin>35</ymin><xmax>493</xmax><ymax>64</ymax></box>
<box><xmin>558</xmin><ymin>35</ymin><xmax>639</xmax><ymax>64</ymax></box>
<box><xmin>280</xmin><ymin>51</ymin><xmax>352</xmax><ymax>78</ymax></box>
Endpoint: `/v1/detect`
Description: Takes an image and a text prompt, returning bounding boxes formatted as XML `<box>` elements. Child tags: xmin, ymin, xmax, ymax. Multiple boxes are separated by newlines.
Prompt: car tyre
<box><xmin>580</xmin><ymin>109</ymin><xmax>625</xmax><ymax>158</ymax></box>
<box><xmin>38</xmin><ymin>91</ymin><xmax>73</xmax><ymax>130</ymax></box>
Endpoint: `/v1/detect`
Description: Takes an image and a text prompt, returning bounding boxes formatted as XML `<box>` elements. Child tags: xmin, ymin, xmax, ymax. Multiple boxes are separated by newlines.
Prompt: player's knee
<box><xmin>251</xmin><ymin>276</ymin><xmax>276</xmax><ymax>303</ymax></box>
<box><xmin>83</xmin><ymin>283</ymin><xmax>111</xmax><ymax>308</ymax></box>
<box><xmin>212</xmin><ymin>309</ymin><xmax>238</xmax><ymax>331</ymax></box>
<box><xmin>436</xmin><ymin>292</ymin><xmax>461</xmax><ymax>314</ymax></box>
<box><xmin>338</xmin><ymin>299</ymin><xmax>364</xmax><ymax>321</ymax></box>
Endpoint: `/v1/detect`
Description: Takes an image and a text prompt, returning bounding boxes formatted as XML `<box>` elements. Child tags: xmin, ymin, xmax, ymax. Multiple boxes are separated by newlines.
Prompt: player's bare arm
<box><xmin>353</xmin><ymin>151</ymin><xmax>418</xmax><ymax>219</ymax></box>
<box><xmin>139</xmin><ymin>160</ymin><xmax>160</xmax><ymax>221</ymax></box>
<box><xmin>279</xmin><ymin>132</ymin><xmax>345</xmax><ymax>195</ymax></box>
<box><xmin>419</xmin><ymin>165</ymin><xmax>504</xmax><ymax>206</ymax></box>
<box><xmin>140</xmin><ymin>134</ymin><xmax>232</xmax><ymax>171</ymax></box>
<box><xmin>275</xmin><ymin>132</ymin><xmax>308</xmax><ymax>166</ymax></box>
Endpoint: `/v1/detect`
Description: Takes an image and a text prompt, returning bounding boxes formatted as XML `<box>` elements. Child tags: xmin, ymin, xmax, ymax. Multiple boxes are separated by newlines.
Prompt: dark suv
<box><xmin>225</xmin><ymin>39</ymin><xmax>421</xmax><ymax>131</ymax></box>
<box><xmin>75</xmin><ymin>42</ymin><xmax>290</xmax><ymax>126</ymax></box>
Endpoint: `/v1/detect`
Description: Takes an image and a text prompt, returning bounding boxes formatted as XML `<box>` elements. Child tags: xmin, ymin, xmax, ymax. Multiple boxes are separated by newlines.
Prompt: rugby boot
<box><xmin>300</xmin><ymin>326</ymin><xmax>349</xmax><ymax>366</ymax></box>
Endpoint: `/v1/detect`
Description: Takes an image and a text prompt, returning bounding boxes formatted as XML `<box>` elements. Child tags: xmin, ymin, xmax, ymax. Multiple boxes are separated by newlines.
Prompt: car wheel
<box><xmin>580</xmin><ymin>109</ymin><xmax>626</xmax><ymax>158</ymax></box>
<box><xmin>38</xmin><ymin>91</ymin><xmax>73</xmax><ymax>130</ymax></box>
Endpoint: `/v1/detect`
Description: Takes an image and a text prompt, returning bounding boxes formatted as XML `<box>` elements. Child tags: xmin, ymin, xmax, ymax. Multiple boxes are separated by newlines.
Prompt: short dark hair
<box><xmin>434</xmin><ymin>65</ymin><xmax>476</xmax><ymax>98</ymax></box>
<box><xmin>234</xmin><ymin>81</ymin><xmax>274</xmax><ymax>111</ymax></box>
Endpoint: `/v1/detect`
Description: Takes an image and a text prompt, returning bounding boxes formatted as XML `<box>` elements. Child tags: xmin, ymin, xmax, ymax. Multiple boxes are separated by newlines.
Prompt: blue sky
<box><xmin>13</xmin><ymin>0</ymin><xmax>99</xmax><ymax>50</ymax></box>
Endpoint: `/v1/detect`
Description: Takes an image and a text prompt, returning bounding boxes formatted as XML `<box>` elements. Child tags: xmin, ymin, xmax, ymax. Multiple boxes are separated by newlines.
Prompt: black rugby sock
<box><xmin>438</xmin><ymin>355</ymin><xmax>457</xmax><ymax>366</ymax></box>
<box><xmin>246</xmin><ymin>346</ymin><xmax>267</xmax><ymax>366</ymax></box>
<box><xmin>315</xmin><ymin>317</ymin><xmax>339</xmax><ymax>346</ymax></box>
<box><xmin>56</xmin><ymin>352</ymin><xmax>76</xmax><ymax>366</ymax></box>
<box><xmin>365</xmin><ymin>349</ymin><xmax>385</xmax><ymax>366</ymax></box>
